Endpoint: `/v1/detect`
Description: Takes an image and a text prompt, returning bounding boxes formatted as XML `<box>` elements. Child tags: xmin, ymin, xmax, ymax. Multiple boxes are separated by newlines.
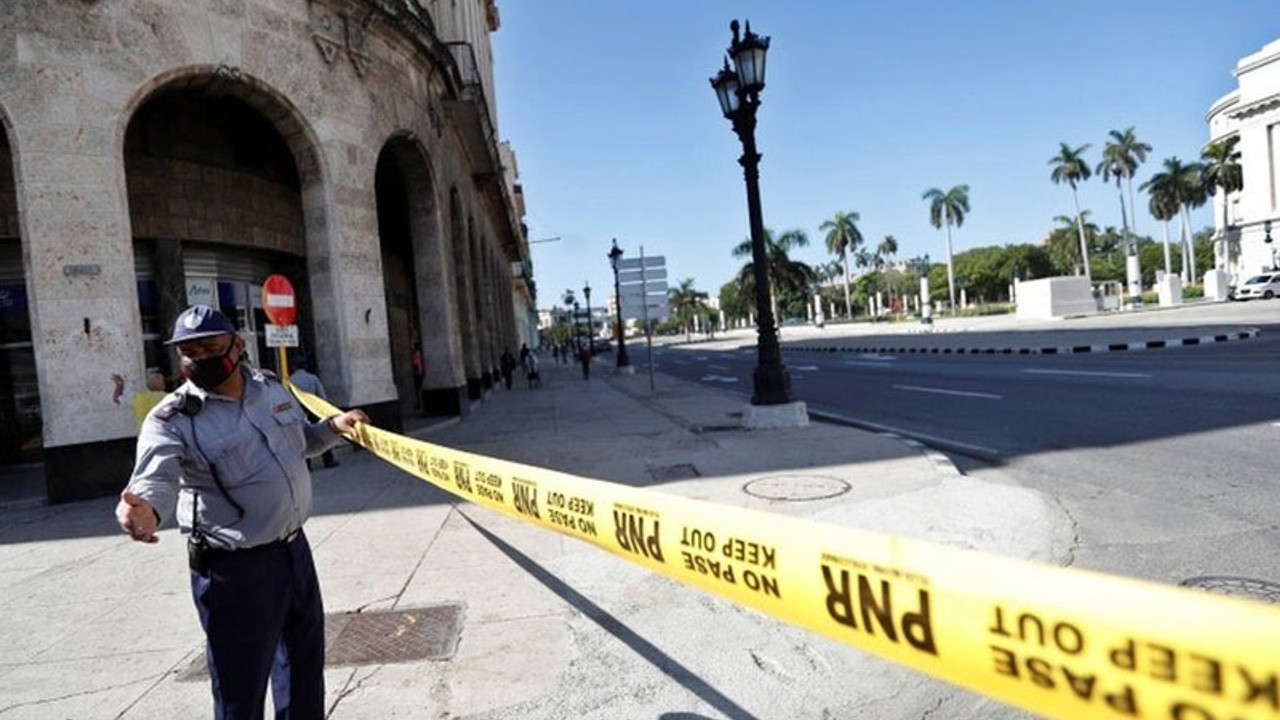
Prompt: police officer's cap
<box><xmin>166</xmin><ymin>305</ymin><xmax>238</xmax><ymax>345</ymax></box>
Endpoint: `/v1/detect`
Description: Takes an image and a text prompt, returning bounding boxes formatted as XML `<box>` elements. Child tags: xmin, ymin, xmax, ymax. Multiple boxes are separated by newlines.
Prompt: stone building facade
<box><xmin>0</xmin><ymin>0</ymin><xmax>532</xmax><ymax>502</ymax></box>
<box><xmin>1206</xmin><ymin>37</ymin><xmax>1280</xmax><ymax>279</ymax></box>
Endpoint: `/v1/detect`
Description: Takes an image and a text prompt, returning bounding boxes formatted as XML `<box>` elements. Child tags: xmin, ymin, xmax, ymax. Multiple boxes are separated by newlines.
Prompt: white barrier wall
<box><xmin>1015</xmin><ymin>277</ymin><xmax>1096</xmax><ymax>319</ymax></box>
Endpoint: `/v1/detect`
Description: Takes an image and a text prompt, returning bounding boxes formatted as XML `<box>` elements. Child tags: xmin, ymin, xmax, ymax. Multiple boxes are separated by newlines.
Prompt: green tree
<box><xmin>1201</xmin><ymin>136</ymin><xmax>1243</xmax><ymax>270</ymax></box>
<box><xmin>732</xmin><ymin>228</ymin><xmax>814</xmax><ymax>323</ymax></box>
<box><xmin>1141</xmin><ymin>167</ymin><xmax>1181</xmax><ymax>277</ymax></box>
<box><xmin>1049</xmin><ymin>142</ymin><xmax>1094</xmax><ymax>282</ymax></box>
<box><xmin>1145</xmin><ymin>157</ymin><xmax>1207</xmax><ymax>283</ymax></box>
<box><xmin>1098</xmin><ymin>127</ymin><xmax>1151</xmax><ymax>290</ymax></box>
<box><xmin>922</xmin><ymin>185</ymin><xmax>970</xmax><ymax>315</ymax></box>
<box><xmin>1046</xmin><ymin>212</ymin><xmax>1100</xmax><ymax>276</ymax></box>
<box><xmin>718</xmin><ymin>278</ymin><xmax>750</xmax><ymax>324</ymax></box>
<box><xmin>667</xmin><ymin>278</ymin><xmax>708</xmax><ymax>342</ymax></box>
<box><xmin>877</xmin><ymin>234</ymin><xmax>899</xmax><ymax>266</ymax></box>
<box><xmin>819</xmin><ymin>211</ymin><xmax>862</xmax><ymax>319</ymax></box>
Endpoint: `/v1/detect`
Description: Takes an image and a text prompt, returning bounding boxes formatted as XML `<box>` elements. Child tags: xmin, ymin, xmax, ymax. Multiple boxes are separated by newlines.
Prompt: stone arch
<box><xmin>375</xmin><ymin>132</ymin><xmax>459</xmax><ymax>416</ymax></box>
<box><xmin>0</xmin><ymin>104</ymin><xmax>38</xmax><ymax>467</ymax></box>
<box><xmin>117</xmin><ymin>67</ymin><xmax>331</xmax><ymax>378</ymax></box>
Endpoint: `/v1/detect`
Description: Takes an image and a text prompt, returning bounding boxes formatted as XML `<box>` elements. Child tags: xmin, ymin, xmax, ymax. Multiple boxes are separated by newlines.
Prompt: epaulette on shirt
<box><xmin>151</xmin><ymin>391</ymin><xmax>187</xmax><ymax>422</ymax></box>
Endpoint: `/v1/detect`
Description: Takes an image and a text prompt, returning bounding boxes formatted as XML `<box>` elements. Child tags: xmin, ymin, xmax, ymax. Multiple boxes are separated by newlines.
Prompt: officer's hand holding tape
<box><xmin>327</xmin><ymin>409</ymin><xmax>368</xmax><ymax>439</ymax></box>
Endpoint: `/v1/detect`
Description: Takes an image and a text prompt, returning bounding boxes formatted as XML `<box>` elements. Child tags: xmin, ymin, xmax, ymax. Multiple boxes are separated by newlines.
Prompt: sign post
<box><xmin>617</xmin><ymin>249</ymin><xmax>668</xmax><ymax>392</ymax></box>
<box><xmin>261</xmin><ymin>274</ymin><xmax>298</xmax><ymax>382</ymax></box>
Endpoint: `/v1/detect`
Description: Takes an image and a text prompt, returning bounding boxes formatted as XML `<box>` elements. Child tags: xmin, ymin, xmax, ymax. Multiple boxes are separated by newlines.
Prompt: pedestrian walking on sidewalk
<box><xmin>578</xmin><ymin>344</ymin><xmax>591</xmax><ymax>380</ymax></box>
<box><xmin>525</xmin><ymin>351</ymin><xmax>541</xmax><ymax>388</ymax></box>
<box><xmin>290</xmin><ymin>353</ymin><xmax>339</xmax><ymax>469</ymax></box>
<box><xmin>500</xmin><ymin>348</ymin><xmax>517</xmax><ymax>390</ymax></box>
<box><xmin>115</xmin><ymin>304</ymin><xmax>368</xmax><ymax>720</ymax></box>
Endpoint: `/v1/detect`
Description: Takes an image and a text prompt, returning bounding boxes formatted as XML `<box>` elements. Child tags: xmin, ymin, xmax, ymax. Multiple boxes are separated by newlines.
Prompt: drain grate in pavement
<box><xmin>1180</xmin><ymin>576</ymin><xmax>1280</xmax><ymax>604</ymax></box>
<box><xmin>649</xmin><ymin>463</ymin><xmax>701</xmax><ymax>481</ymax></box>
<box><xmin>177</xmin><ymin>603</ymin><xmax>464</xmax><ymax>681</ymax></box>
<box><xmin>743</xmin><ymin>474</ymin><xmax>851</xmax><ymax>502</ymax></box>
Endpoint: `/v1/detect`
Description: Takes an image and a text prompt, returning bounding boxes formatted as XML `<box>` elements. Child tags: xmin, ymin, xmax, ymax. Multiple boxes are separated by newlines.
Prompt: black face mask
<box><xmin>182</xmin><ymin>342</ymin><xmax>239</xmax><ymax>391</ymax></box>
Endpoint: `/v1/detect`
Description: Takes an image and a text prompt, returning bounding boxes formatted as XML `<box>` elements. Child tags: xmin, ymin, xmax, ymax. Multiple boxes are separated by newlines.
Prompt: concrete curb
<box><xmin>781</xmin><ymin>327</ymin><xmax>1260</xmax><ymax>357</ymax></box>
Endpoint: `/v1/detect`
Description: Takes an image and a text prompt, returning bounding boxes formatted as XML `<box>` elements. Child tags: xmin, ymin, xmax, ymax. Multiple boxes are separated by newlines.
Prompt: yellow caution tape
<box><xmin>294</xmin><ymin>386</ymin><xmax>1280</xmax><ymax>720</ymax></box>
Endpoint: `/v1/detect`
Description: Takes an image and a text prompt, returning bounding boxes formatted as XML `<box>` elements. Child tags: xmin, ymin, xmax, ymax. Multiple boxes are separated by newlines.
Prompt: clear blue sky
<box><xmin>491</xmin><ymin>2</ymin><xmax>1279</xmax><ymax>309</ymax></box>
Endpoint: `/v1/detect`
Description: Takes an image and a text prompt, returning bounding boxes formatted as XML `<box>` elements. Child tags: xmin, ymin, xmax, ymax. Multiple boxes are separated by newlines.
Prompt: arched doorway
<box><xmin>123</xmin><ymin>79</ymin><xmax>312</xmax><ymax>385</ymax></box>
<box><xmin>0</xmin><ymin>121</ymin><xmax>39</xmax><ymax>470</ymax></box>
<box><xmin>375</xmin><ymin>138</ymin><xmax>447</xmax><ymax>417</ymax></box>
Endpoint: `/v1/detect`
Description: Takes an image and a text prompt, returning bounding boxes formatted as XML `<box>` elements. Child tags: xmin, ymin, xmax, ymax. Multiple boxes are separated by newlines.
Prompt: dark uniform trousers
<box><xmin>190</xmin><ymin>530</ymin><xmax>325</xmax><ymax>720</ymax></box>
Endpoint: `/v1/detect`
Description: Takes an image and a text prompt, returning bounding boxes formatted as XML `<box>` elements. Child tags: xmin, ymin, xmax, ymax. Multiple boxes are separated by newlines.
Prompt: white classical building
<box><xmin>1207</xmin><ymin>37</ymin><xmax>1280</xmax><ymax>280</ymax></box>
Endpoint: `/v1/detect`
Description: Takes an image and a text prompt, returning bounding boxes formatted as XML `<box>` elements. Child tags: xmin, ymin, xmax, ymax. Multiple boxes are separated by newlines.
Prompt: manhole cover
<box><xmin>1180</xmin><ymin>576</ymin><xmax>1280</xmax><ymax>604</ymax></box>
<box><xmin>649</xmin><ymin>463</ymin><xmax>701</xmax><ymax>481</ymax></box>
<box><xmin>177</xmin><ymin>603</ymin><xmax>464</xmax><ymax>680</ymax></box>
<box><xmin>743</xmin><ymin>474</ymin><xmax>851</xmax><ymax>501</ymax></box>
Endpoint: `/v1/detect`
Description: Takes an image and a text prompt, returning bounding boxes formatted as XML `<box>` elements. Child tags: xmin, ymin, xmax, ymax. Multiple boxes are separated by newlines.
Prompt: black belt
<box><xmin>208</xmin><ymin>528</ymin><xmax>302</xmax><ymax>556</ymax></box>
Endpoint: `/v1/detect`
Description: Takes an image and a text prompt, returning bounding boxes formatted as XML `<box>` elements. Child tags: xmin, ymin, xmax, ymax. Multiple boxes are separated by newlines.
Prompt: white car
<box><xmin>1233</xmin><ymin>272</ymin><xmax>1280</xmax><ymax>300</ymax></box>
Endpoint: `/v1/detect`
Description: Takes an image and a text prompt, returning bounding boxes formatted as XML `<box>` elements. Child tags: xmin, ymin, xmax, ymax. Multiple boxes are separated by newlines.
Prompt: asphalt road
<box><xmin>640</xmin><ymin>317</ymin><xmax>1280</xmax><ymax>593</ymax></box>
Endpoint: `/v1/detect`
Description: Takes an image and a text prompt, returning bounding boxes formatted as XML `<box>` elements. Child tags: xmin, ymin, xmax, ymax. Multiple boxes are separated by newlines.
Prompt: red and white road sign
<box><xmin>261</xmin><ymin>274</ymin><xmax>297</xmax><ymax>327</ymax></box>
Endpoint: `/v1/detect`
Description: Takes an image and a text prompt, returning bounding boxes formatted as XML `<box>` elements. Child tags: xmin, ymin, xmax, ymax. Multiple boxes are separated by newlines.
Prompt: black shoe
<box><xmin>324</xmin><ymin>460</ymin><xmax>340</xmax><ymax>468</ymax></box>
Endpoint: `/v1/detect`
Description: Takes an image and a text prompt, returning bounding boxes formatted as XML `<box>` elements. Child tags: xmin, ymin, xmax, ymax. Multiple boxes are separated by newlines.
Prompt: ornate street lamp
<box><xmin>583</xmin><ymin>282</ymin><xmax>593</xmax><ymax>354</ymax></box>
<box><xmin>608</xmin><ymin>239</ymin><xmax>632</xmax><ymax>369</ymax></box>
<box><xmin>710</xmin><ymin>19</ymin><xmax>791</xmax><ymax>405</ymax></box>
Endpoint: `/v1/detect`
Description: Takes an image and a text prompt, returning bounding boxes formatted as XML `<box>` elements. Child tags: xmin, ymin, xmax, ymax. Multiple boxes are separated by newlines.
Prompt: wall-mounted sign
<box><xmin>62</xmin><ymin>264</ymin><xmax>100</xmax><ymax>277</ymax></box>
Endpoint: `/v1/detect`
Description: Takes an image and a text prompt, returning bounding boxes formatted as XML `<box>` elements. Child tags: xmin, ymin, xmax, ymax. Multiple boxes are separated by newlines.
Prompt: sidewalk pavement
<box><xmin>0</xmin><ymin>352</ymin><xmax>1077</xmax><ymax>720</ymax></box>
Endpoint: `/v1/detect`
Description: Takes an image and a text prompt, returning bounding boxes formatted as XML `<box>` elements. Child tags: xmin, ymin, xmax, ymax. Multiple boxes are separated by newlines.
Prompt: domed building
<box><xmin>0</xmin><ymin>0</ymin><xmax>534</xmax><ymax>502</ymax></box>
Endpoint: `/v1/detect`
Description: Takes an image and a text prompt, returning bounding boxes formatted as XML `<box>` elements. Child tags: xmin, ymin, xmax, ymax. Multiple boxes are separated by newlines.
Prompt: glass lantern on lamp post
<box><xmin>608</xmin><ymin>239</ymin><xmax>632</xmax><ymax>369</ymax></box>
<box><xmin>709</xmin><ymin>19</ymin><xmax>791</xmax><ymax>405</ymax></box>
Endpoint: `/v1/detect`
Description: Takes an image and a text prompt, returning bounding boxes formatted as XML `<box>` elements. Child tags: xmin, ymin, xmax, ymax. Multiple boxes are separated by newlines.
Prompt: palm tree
<box><xmin>733</xmin><ymin>228</ymin><xmax>811</xmax><ymax>323</ymax></box>
<box><xmin>1141</xmin><ymin>169</ymin><xmax>1181</xmax><ymax>277</ymax></box>
<box><xmin>877</xmin><ymin>235</ymin><xmax>898</xmax><ymax>266</ymax></box>
<box><xmin>1050</xmin><ymin>212</ymin><xmax>1099</xmax><ymax>275</ymax></box>
<box><xmin>923</xmin><ymin>185</ymin><xmax>970</xmax><ymax>315</ymax></box>
<box><xmin>1099</xmin><ymin>127</ymin><xmax>1151</xmax><ymax>292</ymax></box>
<box><xmin>1151</xmin><ymin>157</ymin><xmax>1207</xmax><ymax>283</ymax></box>
<box><xmin>1049</xmin><ymin>142</ymin><xmax>1093</xmax><ymax>282</ymax></box>
<box><xmin>1201</xmin><ymin>136</ymin><xmax>1243</xmax><ymax>270</ymax></box>
<box><xmin>819</xmin><ymin>211</ymin><xmax>862</xmax><ymax>319</ymax></box>
<box><xmin>667</xmin><ymin>278</ymin><xmax>707</xmax><ymax>342</ymax></box>
<box><xmin>561</xmin><ymin>289</ymin><xmax>576</xmax><ymax>307</ymax></box>
<box><xmin>1148</xmin><ymin>191</ymin><xmax>1179</xmax><ymax>278</ymax></box>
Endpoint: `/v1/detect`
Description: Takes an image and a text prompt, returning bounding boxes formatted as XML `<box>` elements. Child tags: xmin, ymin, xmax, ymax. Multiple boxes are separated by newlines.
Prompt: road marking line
<box><xmin>791</xmin><ymin>365</ymin><xmax>819</xmax><ymax>371</ymax></box>
<box><xmin>1021</xmin><ymin>369</ymin><xmax>1151</xmax><ymax>379</ymax></box>
<box><xmin>892</xmin><ymin>384</ymin><xmax>1002</xmax><ymax>399</ymax></box>
<box><xmin>845</xmin><ymin>360</ymin><xmax>897</xmax><ymax>367</ymax></box>
<box><xmin>701</xmin><ymin>375</ymin><xmax>739</xmax><ymax>383</ymax></box>
<box><xmin>708</xmin><ymin>364</ymin><xmax>730</xmax><ymax>370</ymax></box>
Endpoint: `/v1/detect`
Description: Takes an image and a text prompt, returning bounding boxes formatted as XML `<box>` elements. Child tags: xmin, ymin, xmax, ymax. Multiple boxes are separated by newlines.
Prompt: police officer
<box><xmin>116</xmin><ymin>305</ymin><xmax>368</xmax><ymax>720</ymax></box>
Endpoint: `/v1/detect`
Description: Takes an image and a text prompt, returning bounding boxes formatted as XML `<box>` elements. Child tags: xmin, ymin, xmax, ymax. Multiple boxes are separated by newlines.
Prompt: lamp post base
<box><xmin>614</xmin><ymin>364</ymin><xmax>636</xmax><ymax>375</ymax></box>
<box><xmin>741</xmin><ymin>400</ymin><xmax>809</xmax><ymax>429</ymax></box>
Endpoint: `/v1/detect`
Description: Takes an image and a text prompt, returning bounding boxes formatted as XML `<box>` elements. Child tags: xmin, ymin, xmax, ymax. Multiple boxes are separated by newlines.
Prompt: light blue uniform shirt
<box><xmin>126</xmin><ymin>365</ymin><xmax>344</xmax><ymax>550</ymax></box>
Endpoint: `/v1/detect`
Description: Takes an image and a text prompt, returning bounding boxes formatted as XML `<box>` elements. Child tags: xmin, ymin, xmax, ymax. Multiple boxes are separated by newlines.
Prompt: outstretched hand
<box><xmin>330</xmin><ymin>409</ymin><xmax>369</xmax><ymax>438</ymax></box>
<box><xmin>116</xmin><ymin>491</ymin><xmax>159</xmax><ymax>543</ymax></box>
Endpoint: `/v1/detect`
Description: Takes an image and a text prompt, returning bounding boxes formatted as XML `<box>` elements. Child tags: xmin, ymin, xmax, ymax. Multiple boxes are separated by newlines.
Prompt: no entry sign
<box><xmin>261</xmin><ymin>274</ymin><xmax>297</xmax><ymax>326</ymax></box>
